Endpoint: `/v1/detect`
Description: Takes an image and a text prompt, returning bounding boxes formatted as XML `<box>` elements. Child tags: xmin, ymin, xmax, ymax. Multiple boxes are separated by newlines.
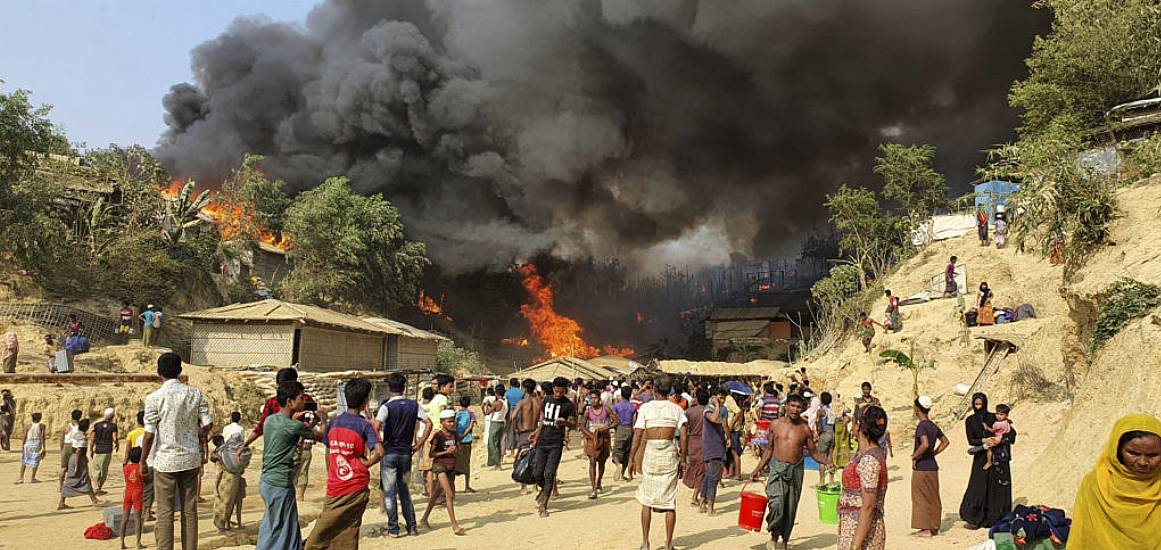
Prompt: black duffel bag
<box><xmin>511</xmin><ymin>447</ymin><xmax>542</xmax><ymax>485</ymax></box>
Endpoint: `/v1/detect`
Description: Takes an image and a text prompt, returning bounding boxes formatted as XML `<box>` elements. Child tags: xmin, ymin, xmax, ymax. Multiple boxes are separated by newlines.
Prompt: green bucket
<box><xmin>816</xmin><ymin>485</ymin><xmax>840</xmax><ymax>525</ymax></box>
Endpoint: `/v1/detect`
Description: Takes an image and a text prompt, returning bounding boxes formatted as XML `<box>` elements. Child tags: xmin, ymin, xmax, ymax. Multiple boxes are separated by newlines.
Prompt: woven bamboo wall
<box><xmin>297</xmin><ymin>326</ymin><xmax>384</xmax><ymax>372</ymax></box>
<box><xmin>191</xmin><ymin>322</ymin><xmax>294</xmax><ymax>366</ymax></box>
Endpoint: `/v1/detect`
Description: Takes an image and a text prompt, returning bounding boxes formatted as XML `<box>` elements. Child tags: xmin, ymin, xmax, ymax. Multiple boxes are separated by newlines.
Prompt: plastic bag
<box><xmin>511</xmin><ymin>447</ymin><xmax>541</xmax><ymax>485</ymax></box>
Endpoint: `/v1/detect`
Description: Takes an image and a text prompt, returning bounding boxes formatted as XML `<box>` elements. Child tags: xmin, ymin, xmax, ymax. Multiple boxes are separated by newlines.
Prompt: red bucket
<box><xmin>738</xmin><ymin>482</ymin><xmax>768</xmax><ymax>532</ymax></box>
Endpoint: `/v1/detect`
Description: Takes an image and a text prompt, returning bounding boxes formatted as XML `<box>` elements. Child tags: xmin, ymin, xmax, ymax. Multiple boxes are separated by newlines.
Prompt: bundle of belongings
<box><xmin>986</xmin><ymin>504</ymin><xmax>1070</xmax><ymax>549</ymax></box>
<box><xmin>966</xmin><ymin>303</ymin><xmax>1036</xmax><ymax>327</ymax></box>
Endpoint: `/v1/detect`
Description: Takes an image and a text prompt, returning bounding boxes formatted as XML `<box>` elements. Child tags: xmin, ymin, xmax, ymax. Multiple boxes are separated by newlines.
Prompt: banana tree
<box><xmin>162</xmin><ymin>180</ymin><xmax>211</xmax><ymax>242</ymax></box>
<box><xmin>879</xmin><ymin>344</ymin><xmax>935</xmax><ymax>401</ymax></box>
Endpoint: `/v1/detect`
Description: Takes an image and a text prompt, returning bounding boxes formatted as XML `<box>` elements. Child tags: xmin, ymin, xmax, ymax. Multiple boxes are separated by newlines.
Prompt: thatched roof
<box><xmin>588</xmin><ymin>355</ymin><xmax>642</xmax><ymax>375</ymax></box>
<box><xmin>180</xmin><ymin>299</ymin><xmax>391</xmax><ymax>335</ymax></box>
<box><xmin>655</xmin><ymin>359</ymin><xmax>790</xmax><ymax>378</ymax></box>
<box><xmin>514</xmin><ymin>357</ymin><xmax>624</xmax><ymax>382</ymax></box>
<box><xmin>709</xmin><ymin>307</ymin><xmax>782</xmax><ymax>321</ymax></box>
<box><xmin>711</xmin><ymin>319</ymin><xmax>772</xmax><ymax>340</ymax></box>
<box><xmin>363</xmin><ymin>317</ymin><xmax>449</xmax><ymax>342</ymax></box>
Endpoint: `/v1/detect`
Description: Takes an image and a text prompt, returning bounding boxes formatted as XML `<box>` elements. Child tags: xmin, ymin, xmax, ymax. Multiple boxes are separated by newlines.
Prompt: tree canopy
<box><xmin>280</xmin><ymin>177</ymin><xmax>428</xmax><ymax>313</ymax></box>
<box><xmin>874</xmin><ymin>143</ymin><xmax>949</xmax><ymax>222</ymax></box>
<box><xmin>1010</xmin><ymin>0</ymin><xmax>1161</xmax><ymax>138</ymax></box>
<box><xmin>824</xmin><ymin>184</ymin><xmax>910</xmax><ymax>287</ymax></box>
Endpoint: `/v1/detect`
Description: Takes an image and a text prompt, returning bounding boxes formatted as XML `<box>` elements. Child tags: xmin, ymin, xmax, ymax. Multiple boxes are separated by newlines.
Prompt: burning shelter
<box><xmin>514</xmin><ymin>356</ymin><xmax>626</xmax><ymax>382</ymax></box>
<box><xmin>653</xmin><ymin>359</ymin><xmax>791</xmax><ymax>383</ymax></box>
<box><xmin>181</xmin><ymin>299</ymin><xmax>444</xmax><ymax>372</ymax></box>
<box><xmin>705</xmin><ymin>307</ymin><xmax>795</xmax><ymax>361</ymax></box>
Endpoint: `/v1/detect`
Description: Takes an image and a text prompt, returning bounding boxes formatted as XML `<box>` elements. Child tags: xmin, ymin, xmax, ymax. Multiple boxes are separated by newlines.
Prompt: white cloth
<box><xmin>488</xmin><ymin>397</ymin><xmax>507</xmax><ymax>424</ymax></box>
<box><xmin>633</xmin><ymin>400</ymin><xmax>688</xmax><ymax>431</ymax></box>
<box><xmin>143</xmin><ymin>378</ymin><xmax>212</xmax><ymax>473</ymax></box>
<box><xmin>222</xmin><ymin>422</ymin><xmax>245</xmax><ymax>444</ymax></box>
<box><xmin>70</xmin><ymin>428</ymin><xmax>87</xmax><ymax>448</ymax></box>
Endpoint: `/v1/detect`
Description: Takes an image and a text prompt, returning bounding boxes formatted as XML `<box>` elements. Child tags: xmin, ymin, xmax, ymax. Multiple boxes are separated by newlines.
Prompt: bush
<box><xmin>1127</xmin><ymin>134</ymin><xmax>1161</xmax><ymax>180</ymax></box>
<box><xmin>436</xmin><ymin>341</ymin><xmax>484</xmax><ymax>374</ymax></box>
<box><xmin>1091</xmin><ymin>278</ymin><xmax>1161</xmax><ymax>350</ymax></box>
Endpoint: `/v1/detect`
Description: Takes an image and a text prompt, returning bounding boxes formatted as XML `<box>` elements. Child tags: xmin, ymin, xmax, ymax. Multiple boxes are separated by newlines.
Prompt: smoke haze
<box><xmin>158</xmin><ymin>0</ymin><xmax>1046</xmax><ymax>274</ymax></box>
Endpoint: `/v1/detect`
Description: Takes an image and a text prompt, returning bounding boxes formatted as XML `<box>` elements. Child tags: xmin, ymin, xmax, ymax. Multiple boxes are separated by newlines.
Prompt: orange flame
<box><xmin>159</xmin><ymin>179</ymin><xmax>289</xmax><ymax>251</ymax></box>
<box><xmin>416</xmin><ymin>290</ymin><xmax>452</xmax><ymax>321</ymax></box>
<box><xmin>516</xmin><ymin>264</ymin><xmax>633</xmax><ymax>360</ymax></box>
<box><xmin>501</xmin><ymin>337</ymin><xmax>530</xmax><ymax>347</ymax></box>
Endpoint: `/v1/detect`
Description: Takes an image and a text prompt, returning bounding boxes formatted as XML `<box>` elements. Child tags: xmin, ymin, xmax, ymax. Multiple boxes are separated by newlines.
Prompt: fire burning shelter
<box><xmin>181</xmin><ymin>299</ymin><xmax>444</xmax><ymax>372</ymax></box>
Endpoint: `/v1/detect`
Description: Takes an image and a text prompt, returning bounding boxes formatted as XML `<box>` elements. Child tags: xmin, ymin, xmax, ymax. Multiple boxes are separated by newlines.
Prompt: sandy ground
<box><xmin>0</xmin><ymin>422</ymin><xmax>1038</xmax><ymax>550</ymax></box>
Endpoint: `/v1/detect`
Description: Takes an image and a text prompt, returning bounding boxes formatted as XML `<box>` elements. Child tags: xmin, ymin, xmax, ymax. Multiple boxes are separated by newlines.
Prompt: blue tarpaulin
<box><xmin>974</xmin><ymin>180</ymin><xmax>1020</xmax><ymax>218</ymax></box>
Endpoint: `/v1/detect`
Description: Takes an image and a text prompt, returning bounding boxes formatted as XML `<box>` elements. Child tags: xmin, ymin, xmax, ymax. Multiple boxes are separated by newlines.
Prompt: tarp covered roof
<box><xmin>709</xmin><ymin>307</ymin><xmax>782</xmax><ymax>321</ymax></box>
<box><xmin>655</xmin><ymin>359</ymin><xmax>790</xmax><ymax>378</ymax></box>
<box><xmin>362</xmin><ymin>317</ymin><xmax>449</xmax><ymax>342</ymax></box>
<box><xmin>514</xmin><ymin>357</ymin><xmax>624</xmax><ymax>381</ymax></box>
<box><xmin>181</xmin><ymin>299</ymin><xmax>390</xmax><ymax>335</ymax></box>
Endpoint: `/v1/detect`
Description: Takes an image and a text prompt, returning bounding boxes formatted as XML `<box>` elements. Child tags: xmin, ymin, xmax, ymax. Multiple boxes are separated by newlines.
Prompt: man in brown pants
<box><xmin>140</xmin><ymin>353</ymin><xmax>212</xmax><ymax>550</ymax></box>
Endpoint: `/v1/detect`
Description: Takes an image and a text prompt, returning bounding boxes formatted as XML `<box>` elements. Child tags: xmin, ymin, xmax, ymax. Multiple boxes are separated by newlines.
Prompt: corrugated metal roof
<box><xmin>179</xmin><ymin>299</ymin><xmax>391</xmax><ymax>335</ymax></box>
<box><xmin>655</xmin><ymin>359</ymin><xmax>790</xmax><ymax>378</ymax></box>
<box><xmin>709</xmin><ymin>307</ymin><xmax>782</xmax><ymax>321</ymax></box>
<box><xmin>362</xmin><ymin>317</ymin><xmax>449</xmax><ymax>342</ymax></box>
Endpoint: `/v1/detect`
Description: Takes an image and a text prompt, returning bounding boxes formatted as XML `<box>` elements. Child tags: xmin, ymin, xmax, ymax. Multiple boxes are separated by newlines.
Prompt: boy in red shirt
<box><xmin>120</xmin><ymin>447</ymin><xmax>144</xmax><ymax>549</ymax></box>
<box><xmin>304</xmin><ymin>378</ymin><xmax>383</xmax><ymax>549</ymax></box>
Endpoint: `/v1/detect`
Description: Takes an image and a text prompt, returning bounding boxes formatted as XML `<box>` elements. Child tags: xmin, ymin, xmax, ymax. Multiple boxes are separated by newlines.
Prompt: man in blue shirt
<box><xmin>375</xmin><ymin>373</ymin><xmax>432</xmax><ymax>537</ymax></box>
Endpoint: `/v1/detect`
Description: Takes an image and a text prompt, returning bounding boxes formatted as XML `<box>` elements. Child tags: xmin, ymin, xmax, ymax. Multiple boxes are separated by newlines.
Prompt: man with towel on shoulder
<box><xmin>631</xmin><ymin>375</ymin><xmax>688</xmax><ymax>550</ymax></box>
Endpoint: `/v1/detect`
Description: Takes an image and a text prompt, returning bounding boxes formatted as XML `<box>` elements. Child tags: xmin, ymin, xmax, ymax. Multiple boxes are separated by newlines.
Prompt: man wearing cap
<box><xmin>140</xmin><ymin>306</ymin><xmax>156</xmax><ymax>348</ymax></box>
<box><xmin>910</xmin><ymin>395</ymin><xmax>949</xmax><ymax>538</ymax></box>
<box><xmin>90</xmin><ymin>407</ymin><xmax>119</xmax><ymax>493</ymax></box>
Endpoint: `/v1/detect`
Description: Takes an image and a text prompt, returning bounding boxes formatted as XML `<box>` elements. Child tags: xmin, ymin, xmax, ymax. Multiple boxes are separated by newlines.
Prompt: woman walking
<box><xmin>58</xmin><ymin>419</ymin><xmax>100</xmax><ymax>509</ymax></box>
<box><xmin>681</xmin><ymin>390</ymin><xmax>707</xmax><ymax>506</ymax></box>
<box><xmin>1070</xmin><ymin>414</ymin><xmax>1161</xmax><ymax>549</ymax></box>
<box><xmin>581</xmin><ymin>388</ymin><xmax>614</xmax><ymax>499</ymax></box>
<box><xmin>837</xmin><ymin>405</ymin><xmax>889</xmax><ymax>549</ymax></box>
<box><xmin>832</xmin><ymin>396</ymin><xmax>853</xmax><ymax>470</ymax></box>
<box><xmin>910</xmin><ymin>396</ymin><xmax>949</xmax><ymax>537</ymax></box>
<box><xmin>959</xmin><ymin>393</ymin><xmax>1015</xmax><ymax>528</ymax></box>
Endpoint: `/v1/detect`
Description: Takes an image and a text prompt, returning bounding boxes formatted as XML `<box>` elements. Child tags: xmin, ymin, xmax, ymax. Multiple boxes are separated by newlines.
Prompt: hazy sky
<box><xmin>0</xmin><ymin>0</ymin><xmax>316</xmax><ymax>149</ymax></box>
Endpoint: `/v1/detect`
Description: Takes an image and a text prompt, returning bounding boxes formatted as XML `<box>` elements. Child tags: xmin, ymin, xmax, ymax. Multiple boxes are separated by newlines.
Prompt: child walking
<box><xmin>211</xmin><ymin>435</ymin><xmax>246</xmax><ymax>532</ymax></box>
<box><xmin>16</xmin><ymin>412</ymin><xmax>46</xmax><ymax>483</ymax></box>
<box><xmin>119</xmin><ymin>447</ymin><xmax>145</xmax><ymax>549</ymax></box>
<box><xmin>421</xmin><ymin>410</ymin><xmax>465</xmax><ymax>535</ymax></box>
<box><xmin>454</xmin><ymin>396</ymin><xmax>477</xmax><ymax>493</ymax></box>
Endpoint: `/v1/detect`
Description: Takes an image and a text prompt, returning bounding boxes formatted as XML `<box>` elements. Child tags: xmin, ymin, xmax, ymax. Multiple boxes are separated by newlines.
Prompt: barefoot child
<box><xmin>16</xmin><ymin>412</ymin><xmax>45</xmax><ymax>484</ymax></box>
<box><xmin>421</xmin><ymin>410</ymin><xmax>465</xmax><ymax>535</ymax></box>
<box><xmin>454</xmin><ymin>396</ymin><xmax>477</xmax><ymax>493</ymax></box>
<box><xmin>119</xmin><ymin>447</ymin><xmax>145</xmax><ymax>549</ymax></box>
<box><xmin>971</xmin><ymin>403</ymin><xmax>1012</xmax><ymax>469</ymax></box>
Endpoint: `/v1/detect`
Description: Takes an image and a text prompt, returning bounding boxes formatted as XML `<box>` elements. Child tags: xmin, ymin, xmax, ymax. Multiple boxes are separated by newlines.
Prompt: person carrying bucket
<box><xmin>749</xmin><ymin>394</ymin><xmax>830</xmax><ymax>550</ymax></box>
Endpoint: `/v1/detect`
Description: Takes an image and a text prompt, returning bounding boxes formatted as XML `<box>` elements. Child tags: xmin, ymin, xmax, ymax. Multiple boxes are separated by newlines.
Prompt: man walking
<box><xmin>253</xmin><ymin>380</ymin><xmax>321</xmax><ymax>550</ymax></box>
<box><xmin>529</xmin><ymin>377</ymin><xmax>576</xmax><ymax>518</ymax></box>
<box><xmin>305</xmin><ymin>378</ymin><xmax>382</xmax><ymax>549</ymax></box>
<box><xmin>750</xmin><ymin>394</ymin><xmax>828</xmax><ymax>550</ymax></box>
<box><xmin>89</xmin><ymin>407</ymin><xmax>119</xmax><ymax>493</ymax></box>
<box><xmin>503</xmin><ymin>378</ymin><xmax>524</xmax><ymax>459</ymax></box>
<box><xmin>375</xmin><ymin>373</ymin><xmax>431</xmax><ymax>537</ymax></box>
<box><xmin>485</xmin><ymin>384</ymin><xmax>507</xmax><ymax>470</ymax></box>
<box><xmin>140</xmin><ymin>353</ymin><xmax>212</xmax><ymax>550</ymax></box>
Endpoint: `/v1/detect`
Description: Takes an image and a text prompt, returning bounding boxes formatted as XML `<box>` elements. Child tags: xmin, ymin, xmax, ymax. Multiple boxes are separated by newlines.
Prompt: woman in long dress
<box><xmin>837</xmin><ymin>405</ymin><xmax>889</xmax><ymax>549</ymax></box>
<box><xmin>959</xmin><ymin>393</ymin><xmax>1015</xmax><ymax>528</ymax></box>
<box><xmin>58</xmin><ymin>419</ymin><xmax>99</xmax><ymax>509</ymax></box>
<box><xmin>831</xmin><ymin>397</ymin><xmax>853</xmax><ymax>470</ymax></box>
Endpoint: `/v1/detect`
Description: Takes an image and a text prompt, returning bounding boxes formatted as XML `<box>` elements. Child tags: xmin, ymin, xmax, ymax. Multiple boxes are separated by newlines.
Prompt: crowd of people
<box><xmin>2</xmin><ymin>351</ymin><xmax>1159</xmax><ymax>550</ymax></box>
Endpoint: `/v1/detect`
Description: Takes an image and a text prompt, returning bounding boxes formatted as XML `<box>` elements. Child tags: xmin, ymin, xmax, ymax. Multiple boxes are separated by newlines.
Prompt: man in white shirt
<box><xmin>140</xmin><ymin>353</ymin><xmax>212</xmax><ymax>550</ymax></box>
<box><xmin>222</xmin><ymin>412</ymin><xmax>245</xmax><ymax>444</ymax></box>
<box><xmin>485</xmin><ymin>385</ymin><xmax>508</xmax><ymax>470</ymax></box>
<box><xmin>630</xmin><ymin>375</ymin><xmax>688</xmax><ymax>550</ymax></box>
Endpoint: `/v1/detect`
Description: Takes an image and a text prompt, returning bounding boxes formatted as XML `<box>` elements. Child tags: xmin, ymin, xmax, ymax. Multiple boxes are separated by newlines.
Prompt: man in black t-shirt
<box><xmin>529</xmin><ymin>376</ymin><xmax>576</xmax><ymax>518</ymax></box>
<box><xmin>90</xmin><ymin>407</ymin><xmax>119</xmax><ymax>493</ymax></box>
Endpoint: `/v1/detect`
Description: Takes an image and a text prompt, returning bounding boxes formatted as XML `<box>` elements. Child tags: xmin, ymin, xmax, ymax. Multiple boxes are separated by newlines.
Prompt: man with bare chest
<box><xmin>750</xmin><ymin>394</ymin><xmax>828</xmax><ymax>550</ymax></box>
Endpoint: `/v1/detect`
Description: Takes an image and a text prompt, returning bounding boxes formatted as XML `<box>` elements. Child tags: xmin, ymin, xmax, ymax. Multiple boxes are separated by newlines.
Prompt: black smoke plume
<box><xmin>158</xmin><ymin>0</ymin><xmax>1047</xmax><ymax>274</ymax></box>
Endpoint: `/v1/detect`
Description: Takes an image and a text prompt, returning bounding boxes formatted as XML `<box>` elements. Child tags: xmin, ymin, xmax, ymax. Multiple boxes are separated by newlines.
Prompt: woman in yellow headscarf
<box><xmin>1070</xmin><ymin>414</ymin><xmax>1161</xmax><ymax>549</ymax></box>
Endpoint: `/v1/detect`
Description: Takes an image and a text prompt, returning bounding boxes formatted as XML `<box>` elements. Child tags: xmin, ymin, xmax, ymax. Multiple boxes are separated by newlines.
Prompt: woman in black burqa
<box><xmin>959</xmin><ymin>392</ymin><xmax>1015</xmax><ymax>528</ymax></box>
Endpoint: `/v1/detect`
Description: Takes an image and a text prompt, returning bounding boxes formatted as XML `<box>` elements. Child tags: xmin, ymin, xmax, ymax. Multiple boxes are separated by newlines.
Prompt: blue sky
<box><xmin>0</xmin><ymin>0</ymin><xmax>316</xmax><ymax>149</ymax></box>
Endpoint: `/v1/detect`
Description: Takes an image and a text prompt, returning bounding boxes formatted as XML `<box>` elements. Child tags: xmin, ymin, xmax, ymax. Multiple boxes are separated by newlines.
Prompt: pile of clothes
<box><xmin>966</xmin><ymin>303</ymin><xmax>1036</xmax><ymax>327</ymax></box>
<box><xmin>984</xmin><ymin>504</ymin><xmax>1071</xmax><ymax>549</ymax></box>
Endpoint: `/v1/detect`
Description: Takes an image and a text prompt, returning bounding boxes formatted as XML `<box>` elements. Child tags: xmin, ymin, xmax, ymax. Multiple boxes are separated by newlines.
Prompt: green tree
<box><xmin>162</xmin><ymin>180</ymin><xmax>212</xmax><ymax>243</ymax></box>
<box><xmin>280</xmin><ymin>177</ymin><xmax>429</xmax><ymax>313</ymax></box>
<box><xmin>1010</xmin><ymin>1</ymin><xmax>1161</xmax><ymax>138</ymax></box>
<box><xmin>0</xmin><ymin>85</ymin><xmax>69</xmax><ymax>194</ymax></box>
<box><xmin>218</xmin><ymin>154</ymin><xmax>292</xmax><ymax>235</ymax></box>
<box><xmin>874</xmin><ymin>143</ymin><xmax>949</xmax><ymax>236</ymax></box>
<box><xmin>436</xmin><ymin>341</ymin><xmax>484</xmax><ymax>374</ymax></box>
<box><xmin>824</xmin><ymin>185</ymin><xmax>910</xmax><ymax>287</ymax></box>
<box><xmin>879</xmin><ymin>346</ymin><xmax>935</xmax><ymax>401</ymax></box>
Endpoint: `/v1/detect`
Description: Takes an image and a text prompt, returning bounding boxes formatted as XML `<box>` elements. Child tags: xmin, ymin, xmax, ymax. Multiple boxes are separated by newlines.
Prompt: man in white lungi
<box><xmin>631</xmin><ymin>375</ymin><xmax>688</xmax><ymax>550</ymax></box>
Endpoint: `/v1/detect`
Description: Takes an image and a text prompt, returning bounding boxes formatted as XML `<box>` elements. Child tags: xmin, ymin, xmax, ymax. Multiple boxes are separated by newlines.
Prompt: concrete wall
<box><xmin>191</xmin><ymin>322</ymin><xmax>294</xmax><ymax>366</ymax></box>
<box><xmin>297</xmin><ymin>326</ymin><xmax>384</xmax><ymax>372</ymax></box>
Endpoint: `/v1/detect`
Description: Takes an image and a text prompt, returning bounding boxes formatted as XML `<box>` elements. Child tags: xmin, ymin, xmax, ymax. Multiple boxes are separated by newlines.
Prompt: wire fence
<box><xmin>0</xmin><ymin>302</ymin><xmax>119</xmax><ymax>343</ymax></box>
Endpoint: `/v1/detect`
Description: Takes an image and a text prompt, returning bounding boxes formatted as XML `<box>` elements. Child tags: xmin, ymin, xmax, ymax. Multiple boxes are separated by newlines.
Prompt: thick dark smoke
<box><xmin>158</xmin><ymin>0</ymin><xmax>1046</xmax><ymax>274</ymax></box>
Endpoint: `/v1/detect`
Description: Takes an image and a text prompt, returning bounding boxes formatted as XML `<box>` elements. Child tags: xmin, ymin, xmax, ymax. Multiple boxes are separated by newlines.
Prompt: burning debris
<box><xmin>415</xmin><ymin>289</ymin><xmax>452</xmax><ymax>321</ymax></box>
<box><xmin>516</xmin><ymin>264</ymin><xmax>633</xmax><ymax>360</ymax></box>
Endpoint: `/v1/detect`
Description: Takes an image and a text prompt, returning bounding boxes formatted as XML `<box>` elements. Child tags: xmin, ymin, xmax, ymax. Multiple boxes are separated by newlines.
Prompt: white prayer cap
<box><xmin>440</xmin><ymin>409</ymin><xmax>456</xmax><ymax>420</ymax></box>
<box><xmin>103</xmin><ymin>407</ymin><xmax>115</xmax><ymax>419</ymax></box>
<box><xmin>917</xmin><ymin>395</ymin><xmax>934</xmax><ymax>410</ymax></box>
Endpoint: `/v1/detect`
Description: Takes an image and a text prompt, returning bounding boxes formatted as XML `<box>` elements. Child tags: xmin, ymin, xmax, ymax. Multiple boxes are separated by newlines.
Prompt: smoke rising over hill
<box><xmin>158</xmin><ymin>0</ymin><xmax>1046</xmax><ymax>273</ymax></box>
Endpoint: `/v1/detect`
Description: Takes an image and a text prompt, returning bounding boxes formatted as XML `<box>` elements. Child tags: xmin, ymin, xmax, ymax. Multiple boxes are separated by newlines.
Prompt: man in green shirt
<box><xmin>254</xmin><ymin>380</ymin><xmax>322</xmax><ymax>549</ymax></box>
